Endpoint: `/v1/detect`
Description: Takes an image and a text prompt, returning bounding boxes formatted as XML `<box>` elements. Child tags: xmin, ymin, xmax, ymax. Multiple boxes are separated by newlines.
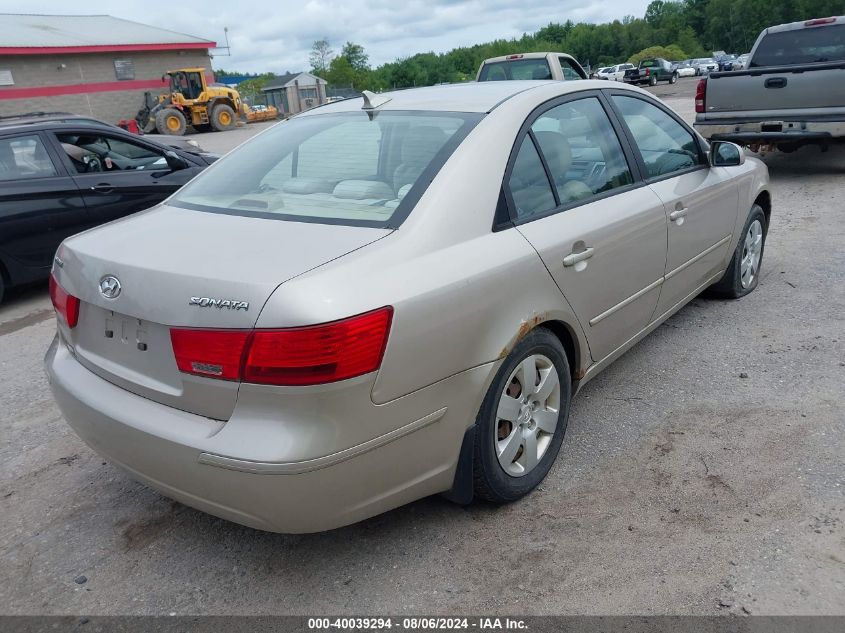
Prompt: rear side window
<box><xmin>531</xmin><ymin>97</ymin><xmax>633</xmax><ymax>206</ymax></box>
<box><xmin>170</xmin><ymin>111</ymin><xmax>480</xmax><ymax>227</ymax></box>
<box><xmin>751</xmin><ymin>24</ymin><xmax>845</xmax><ymax>66</ymax></box>
<box><xmin>479</xmin><ymin>59</ymin><xmax>553</xmax><ymax>81</ymax></box>
<box><xmin>612</xmin><ymin>95</ymin><xmax>701</xmax><ymax>179</ymax></box>
<box><xmin>0</xmin><ymin>135</ymin><xmax>58</xmax><ymax>181</ymax></box>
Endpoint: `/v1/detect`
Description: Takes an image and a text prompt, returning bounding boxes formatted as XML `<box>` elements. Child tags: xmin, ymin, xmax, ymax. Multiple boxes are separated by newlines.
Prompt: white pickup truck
<box><xmin>694</xmin><ymin>16</ymin><xmax>845</xmax><ymax>151</ymax></box>
<box><xmin>476</xmin><ymin>52</ymin><xmax>587</xmax><ymax>82</ymax></box>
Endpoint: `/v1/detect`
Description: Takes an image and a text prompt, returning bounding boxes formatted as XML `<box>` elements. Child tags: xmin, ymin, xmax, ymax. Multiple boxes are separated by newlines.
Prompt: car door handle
<box><xmin>89</xmin><ymin>184</ymin><xmax>114</xmax><ymax>194</ymax></box>
<box><xmin>764</xmin><ymin>77</ymin><xmax>787</xmax><ymax>89</ymax></box>
<box><xmin>563</xmin><ymin>247</ymin><xmax>594</xmax><ymax>267</ymax></box>
<box><xmin>669</xmin><ymin>207</ymin><xmax>688</xmax><ymax>221</ymax></box>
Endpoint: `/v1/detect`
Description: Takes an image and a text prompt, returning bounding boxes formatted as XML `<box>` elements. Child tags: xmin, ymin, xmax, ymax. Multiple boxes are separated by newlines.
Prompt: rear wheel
<box><xmin>649</xmin><ymin>75</ymin><xmax>657</xmax><ymax>86</ymax></box>
<box><xmin>155</xmin><ymin>108</ymin><xmax>186</xmax><ymax>136</ymax></box>
<box><xmin>473</xmin><ymin>328</ymin><xmax>572</xmax><ymax>503</ymax></box>
<box><xmin>709</xmin><ymin>204</ymin><xmax>767</xmax><ymax>299</ymax></box>
<box><xmin>210</xmin><ymin>104</ymin><xmax>237</xmax><ymax>131</ymax></box>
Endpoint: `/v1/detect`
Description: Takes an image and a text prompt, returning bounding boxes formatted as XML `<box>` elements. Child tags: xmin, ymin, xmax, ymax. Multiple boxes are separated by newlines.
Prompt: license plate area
<box><xmin>74</xmin><ymin>304</ymin><xmax>182</xmax><ymax>394</ymax></box>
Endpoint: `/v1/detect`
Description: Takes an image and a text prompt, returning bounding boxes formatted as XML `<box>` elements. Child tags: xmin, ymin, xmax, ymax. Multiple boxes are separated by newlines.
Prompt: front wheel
<box><xmin>210</xmin><ymin>104</ymin><xmax>237</xmax><ymax>131</ymax></box>
<box><xmin>154</xmin><ymin>108</ymin><xmax>186</xmax><ymax>136</ymax></box>
<box><xmin>709</xmin><ymin>204</ymin><xmax>768</xmax><ymax>299</ymax></box>
<box><xmin>473</xmin><ymin>328</ymin><xmax>572</xmax><ymax>503</ymax></box>
<box><xmin>669</xmin><ymin>72</ymin><xmax>678</xmax><ymax>84</ymax></box>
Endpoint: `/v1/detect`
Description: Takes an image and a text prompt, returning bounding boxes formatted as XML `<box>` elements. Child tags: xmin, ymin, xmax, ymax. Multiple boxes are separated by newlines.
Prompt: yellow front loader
<box><xmin>136</xmin><ymin>68</ymin><xmax>274</xmax><ymax>135</ymax></box>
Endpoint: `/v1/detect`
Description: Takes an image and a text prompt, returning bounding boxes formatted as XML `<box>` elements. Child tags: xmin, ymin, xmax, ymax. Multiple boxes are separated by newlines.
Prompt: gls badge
<box><xmin>189</xmin><ymin>297</ymin><xmax>250</xmax><ymax>311</ymax></box>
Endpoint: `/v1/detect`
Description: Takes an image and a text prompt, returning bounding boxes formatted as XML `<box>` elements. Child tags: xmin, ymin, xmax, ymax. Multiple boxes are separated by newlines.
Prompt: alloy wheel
<box><xmin>740</xmin><ymin>219</ymin><xmax>763</xmax><ymax>288</ymax></box>
<box><xmin>494</xmin><ymin>354</ymin><xmax>560</xmax><ymax>477</ymax></box>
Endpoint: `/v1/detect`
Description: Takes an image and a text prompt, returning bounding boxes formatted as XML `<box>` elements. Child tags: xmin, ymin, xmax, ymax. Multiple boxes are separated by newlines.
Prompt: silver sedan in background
<box><xmin>46</xmin><ymin>80</ymin><xmax>771</xmax><ymax>533</ymax></box>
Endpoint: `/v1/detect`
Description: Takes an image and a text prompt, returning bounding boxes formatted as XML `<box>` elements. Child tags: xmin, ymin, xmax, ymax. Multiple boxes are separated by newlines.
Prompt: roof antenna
<box><xmin>361</xmin><ymin>90</ymin><xmax>391</xmax><ymax>110</ymax></box>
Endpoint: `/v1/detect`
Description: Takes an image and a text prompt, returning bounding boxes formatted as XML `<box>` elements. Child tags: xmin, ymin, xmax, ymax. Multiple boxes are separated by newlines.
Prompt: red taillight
<box><xmin>169</xmin><ymin>306</ymin><xmax>393</xmax><ymax>386</ymax></box>
<box><xmin>170</xmin><ymin>329</ymin><xmax>251</xmax><ymax>380</ymax></box>
<box><xmin>49</xmin><ymin>273</ymin><xmax>80</xmax><ymax>328</ymax></box>
<box><xmin>695</xmin><ymin>78</ymin><xmax>707</xmax><ymax>113</ymax></box>
<box><xmin>805</xmin><ymin>17</ymin><xmax>836</xmax><ymax>26</ymax></box>
<box><xmin>645</xmin><ymin>68</ymin><xmax>650</xmax><ymax>76</ymax></box>
<box><xmin>244</xmin><ymin>307</ymin><xmax>393</xmax><ymax>386</ymax></box>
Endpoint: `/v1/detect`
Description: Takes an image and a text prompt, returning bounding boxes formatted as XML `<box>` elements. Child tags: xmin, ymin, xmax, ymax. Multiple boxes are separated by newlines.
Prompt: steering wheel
<box><xmin>84</xmin><ymin>155</ymin><xmax>104</xmax><ymax>173</ymax></box>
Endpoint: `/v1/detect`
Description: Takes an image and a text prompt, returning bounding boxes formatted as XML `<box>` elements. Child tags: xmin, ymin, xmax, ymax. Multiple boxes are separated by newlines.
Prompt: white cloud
<box><xmin>0</xmin><ymin>0</ymin><xmax>651</xmax><ymax>73</ymax></box>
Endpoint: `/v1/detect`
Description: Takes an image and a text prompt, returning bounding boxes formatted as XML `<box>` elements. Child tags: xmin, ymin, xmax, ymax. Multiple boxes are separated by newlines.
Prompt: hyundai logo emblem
<box><xmin>99</xmin><ymin>275</ymin><xmax>122</xmax><ymax>299</ymax></box>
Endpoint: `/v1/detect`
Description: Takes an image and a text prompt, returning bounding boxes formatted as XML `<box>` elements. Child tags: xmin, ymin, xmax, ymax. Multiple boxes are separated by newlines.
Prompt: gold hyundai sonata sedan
<box><xmin>46</xmin><ymin>80</ymin><xmax>771</xmax><ymax>533</ymax></box>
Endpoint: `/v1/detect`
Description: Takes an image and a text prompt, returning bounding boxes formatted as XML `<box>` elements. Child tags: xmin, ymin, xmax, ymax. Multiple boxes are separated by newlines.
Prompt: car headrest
<box><xmin>400</xmin><ymin>126</ymin><xmax>448</xmax><ymax>164</ymax></box>
<box><xmin>282</xmin><ymin>177</ymin><xmax>337</xmax><ymax>195</ymax></box>
<box><xmin>333</xmin><ymin>179</ymin><xmax>395</xmax><ymax>200</ymax></box>
<box><xmin>533</xmin><ymin>131</ymin><xmax>573</xmax><ymax>178</ymax></box>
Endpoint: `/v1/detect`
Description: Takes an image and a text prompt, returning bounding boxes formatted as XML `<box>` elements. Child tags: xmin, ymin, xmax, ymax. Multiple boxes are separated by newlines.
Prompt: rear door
<box><xmin>47</xmin><ymin>130</ymin><xmax>200</xmax><ymax>225</ymax></box>
<box><xmin>609</xmin><ymin>93</ymin><xmax>738</xmax><ymax>318</ymax></box>
<box><xmin>506</xmin><ymin>93</ymin><xmax>668</xmax><ymax>362</ymax></box>
<box><xmin>0</xmin><ymin>132</ymin><xmax>89</xmax><ymax>280</ymax></box>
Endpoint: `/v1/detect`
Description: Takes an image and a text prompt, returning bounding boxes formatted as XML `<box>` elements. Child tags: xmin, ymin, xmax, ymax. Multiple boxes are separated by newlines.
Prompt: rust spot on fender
<box><xmin>573</xmin><ymin>367</ymin><xmax>587</xmax><ymax>380</ymax></box>
<box><xmin>499</xmin><ymin>313</ymin><xmax>548</xmax><ymax>359</ymax></box>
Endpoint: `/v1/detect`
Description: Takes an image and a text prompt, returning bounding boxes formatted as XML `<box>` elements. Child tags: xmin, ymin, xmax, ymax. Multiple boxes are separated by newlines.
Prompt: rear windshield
<box><xmin>479</xmin><ymin>58</ymin><xmax>553</xmax><ymax>81</ymax></box>
<box><xmin>639</xmin><ymin>60</ymin><xmax>657</xmax><ymax>67</ymax></box>
<box><xmin>169</xmin><ymin>110</ymin><xmax>481</xmax><ymax>227</ymax></box>
<box><xmin>751</xmin><ymin>23</ymin><xmax>845</xmax><ymax>67</ymax></box>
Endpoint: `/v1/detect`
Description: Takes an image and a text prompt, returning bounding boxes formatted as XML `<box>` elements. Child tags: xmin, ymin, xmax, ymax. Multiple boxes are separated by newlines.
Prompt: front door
<box><xmin>49</xmin><ymin>130</ymin><xmax>197</xmax><ymax>225</ymax></box>
<box><xmin>505</xmin><ymin>95</ymin><xmax>668</xmax><ymax>362</ymax></box>
<box><xmin>609</xmin><ymin>94</ymin><xmax>739</xmax><ymax>317</ymax></box>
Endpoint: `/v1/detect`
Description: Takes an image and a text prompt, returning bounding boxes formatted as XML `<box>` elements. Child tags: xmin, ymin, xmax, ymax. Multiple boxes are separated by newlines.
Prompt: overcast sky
<box><xmin>1</xmin><ymin>0</ymin><xmax>652</xmax><ymax>73</ymax></box>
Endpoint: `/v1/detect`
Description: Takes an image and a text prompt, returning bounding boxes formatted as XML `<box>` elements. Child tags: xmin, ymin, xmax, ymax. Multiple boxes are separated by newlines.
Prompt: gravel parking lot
<box><xmin>1</xmin><ymin>79</ymin><xmax>843</xmax><ymax>615</ymax></box>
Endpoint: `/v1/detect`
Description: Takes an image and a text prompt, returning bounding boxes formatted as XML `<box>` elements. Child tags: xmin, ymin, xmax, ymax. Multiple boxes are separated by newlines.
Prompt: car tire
<box><xmin>669</xmin><ymin>72</ymin><xmax>678</xmax><ymax>84</ymax></box>
<box><xmin>649</xmin><ymin>75</ymin><xmax>657</xmax><ymax>87</ymax></box>
<box><xmin>155</xmin><ymin>108</ymin><xmax>187</xmax><ymax>136</ymax></box>
<box><xmin>473</xmin><ymin>327</ymin><xmax>572</xmax><ymax>503</ymax></box>
<box><xmin>709</xmin><ymin>204</ymin><xmax>768</xmax><ymax>299</ymax></box>
<box><xmin>210</xmin><ymin>104</ymin><xmax>237</xmax><ymax>131</ymax></box>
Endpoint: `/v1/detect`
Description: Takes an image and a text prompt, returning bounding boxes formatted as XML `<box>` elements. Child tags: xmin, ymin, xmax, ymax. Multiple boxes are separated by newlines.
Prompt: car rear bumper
<box><xmin>45</xmin><ymin>335</ymin><xmax>493</xmax><ymax>533</ymax></box>
<box><xmin>694</xmin><ymin>119</ymin><xmax>845</xmax><ymax>144</ymax></box>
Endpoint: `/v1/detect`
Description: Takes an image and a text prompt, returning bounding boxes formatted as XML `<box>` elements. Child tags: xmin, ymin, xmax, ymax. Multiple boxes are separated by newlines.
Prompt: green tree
<box><xmin>340</xmin><ymin>42</ymin><xmax>370</xmax><ymax>72</ymax></box>
<box><xmin>309</xmin><ymin>39</ymin><xmax>333</xmax><ymax>74</ymax></box>
<box><xmin>627</xmin><ymin>44</ymin><xmax>689</xmax><ymax>65</ymax></box>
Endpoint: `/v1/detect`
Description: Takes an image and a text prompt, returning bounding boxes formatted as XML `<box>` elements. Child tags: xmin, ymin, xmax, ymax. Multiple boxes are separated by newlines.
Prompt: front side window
<box><xmin>559</xmin><ymin>57</ymin><xmax>584</xmax><ymax>80</ymax></box>
<box><xmin>169</xmin><ymin>111</ymin><xmax>480</xmax><ymax>227</ymax></box>
<box><xmin>57</xmin><ymin>133</ymin><xmax>166</xmax><ymax>173</ymax></box>
<box><xmin>611</xmin><ymin>95</ymin><xmax>701</xmax><ymax>178</ymax></box>
<box><xmin>0</xmin><ymin>134</ymin><xmax>58</xmax><ymax>181</ymax></box>
<box><xmin>530</xmin><ymin>97</ymin><xmax>633</xmax><ymax>206</ymax></box>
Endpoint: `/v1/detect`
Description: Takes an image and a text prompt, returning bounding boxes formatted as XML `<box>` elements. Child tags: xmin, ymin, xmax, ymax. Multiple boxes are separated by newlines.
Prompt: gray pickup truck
<box><xmin>694</xmin><ymin>16</ymin><xmax>845</xmax><ymax>151</ymax></box>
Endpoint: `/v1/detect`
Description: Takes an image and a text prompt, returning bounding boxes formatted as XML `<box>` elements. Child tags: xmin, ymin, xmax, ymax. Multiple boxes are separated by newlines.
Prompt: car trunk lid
<box><xmin>54</xmin><ymin>204</ymin><xmax>391</xmax><ymax>420</ymax></box>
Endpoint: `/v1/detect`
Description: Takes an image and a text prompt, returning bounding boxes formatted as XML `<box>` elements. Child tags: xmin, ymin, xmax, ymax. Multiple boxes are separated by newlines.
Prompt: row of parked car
<box><xmin>591</xmin><ymin>53</ymin><xmax>750</xmax><ymax>83</ymax></box>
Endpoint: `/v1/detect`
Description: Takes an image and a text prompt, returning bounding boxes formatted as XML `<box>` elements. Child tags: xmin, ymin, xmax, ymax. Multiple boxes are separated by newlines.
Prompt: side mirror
<box><xmin>164</xmin><ymin>150</ymin><xmax>189</xmax><ymax>171</ymax></box>
<box><xmin>710</xmin><ymin>141</ymin><xmax>745</xmax><ymax>167</ymax></box>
